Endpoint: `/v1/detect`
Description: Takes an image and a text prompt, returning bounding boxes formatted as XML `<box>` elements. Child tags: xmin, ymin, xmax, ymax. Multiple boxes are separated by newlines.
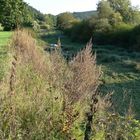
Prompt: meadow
<box><xmin>0</xmin><ymin>30</ymin><xmax>140</xmax><ymax>139</ymax></box>
<box><xmin>0</xmin><ymin>32</ymin><xmax>12</xmax><ymax>46</ymax></box>
<box><xmin>0</xmin><ymin>31</ymin><xmax>12</xmax><ymax>80</ymax></box>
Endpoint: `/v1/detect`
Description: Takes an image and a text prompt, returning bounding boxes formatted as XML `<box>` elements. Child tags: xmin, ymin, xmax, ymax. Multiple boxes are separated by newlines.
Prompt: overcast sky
<box><xmin>24</xmin><ymin>0</ymin><xmax>140</xmax><ymax>15</ymax></box>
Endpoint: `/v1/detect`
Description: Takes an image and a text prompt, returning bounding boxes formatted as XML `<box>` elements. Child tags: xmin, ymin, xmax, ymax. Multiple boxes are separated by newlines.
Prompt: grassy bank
<box><xmin>0</xmin><ymin>31</ymin><xmax>12</xmax><ymax>46</ymax></box>
<box><xmin>0</xmin><ymin>31</ymin><xmax>12</xmax><ymax>81</ymax></box>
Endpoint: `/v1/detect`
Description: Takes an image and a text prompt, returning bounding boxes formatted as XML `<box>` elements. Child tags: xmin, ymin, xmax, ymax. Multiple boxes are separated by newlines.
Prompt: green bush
<box><xmin>71</xmin><ymin>20</ymin><xmax>91</xmax><ymax>42</ymax></box>
<box><xmin>63</xmin><ymin>15</ymin><xmax>140</xmax><ymax>51</ymax></box>
<box><xmin>32</xmin><ymin>21</ymin><xmax>40</xmax><ymax>32</ymax></box>
<box><xmin>129</xmin><ymin>25</ymin><xmax>140</xmax><ymax>51</ymax></box>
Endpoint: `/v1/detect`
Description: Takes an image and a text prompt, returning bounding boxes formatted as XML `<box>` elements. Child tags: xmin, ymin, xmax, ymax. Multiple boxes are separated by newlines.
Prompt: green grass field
<box><xmin>41</xmin><ymin>31</ymin><xmax>140</xmax><ymax>119</ymax></box>
<box><xmin>0</xmin><ymin>31</ymin><xmax>12</xmax><ymax>46</ymax></box>
<box><xmin>0</xmin><ymin>32</ymin><xmax>12</xmax><ymax>81</ymax></box>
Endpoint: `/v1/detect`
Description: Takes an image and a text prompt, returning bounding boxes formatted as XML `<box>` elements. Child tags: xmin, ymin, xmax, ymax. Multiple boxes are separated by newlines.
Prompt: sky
<box><xmin>24</xmin><ymin>0</ymin><xmax>140</xmax><ymax>15</ymax></box>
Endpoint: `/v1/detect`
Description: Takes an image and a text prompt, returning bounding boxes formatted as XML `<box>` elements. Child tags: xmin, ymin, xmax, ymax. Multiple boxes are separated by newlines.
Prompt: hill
<box><xmin>73</xmin><ymin>10</ymin><xmax>97</xmax><ymax>20</ymax></box>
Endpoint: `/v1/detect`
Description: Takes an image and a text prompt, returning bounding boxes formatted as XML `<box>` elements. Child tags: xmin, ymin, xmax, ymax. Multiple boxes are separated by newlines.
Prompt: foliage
<box><xmin>57</xmin><ymin>12</ymin><xmax>78</xmax><ymax>30</ymax></box>
<box><xmin>109</xmin><ymin>12</ymin><xmax>123</xmax><ymax>25</ymax></box>
<box><xmin>28</xmin><ymin>5</ymin><xmax>45</xmax><ymax>22</ymax></box>
<box><xmin>69</xmin><ymin>20</ymin><xmax>94</xmax><ymax>42</ymax></box>
<box><xmin>94</xmin><ymin>23</ymin><xmax>133</xmax><ymax>45</ymax></box>
<box><xmin>97</xmin><ymin>0</ymin><xmax>114</xmax><ymax>19</ymax></box>
<box><xmin>0</xmin><ymin>0</ymin><xmax>33</xmax><ymax>31</ymax></box>
<box><xmin>58</xmin><ymin>0</ymin><xmax>140</xmax><ymax>51</ymax></box>
<box><xmin>94</xmin><ymin>18</ymin><xmax>112</xmax><ymax>33</ymax></box>
<box><xmin>32</xmin><ymin>21</ymin><xmax>40</xmax><ymax>32</ymax></box>
<box><xmin>128</xmin><ymin>24</ymin><xmax>140</xmax><ymax>50</ymax></box>
<box><xmin>108</xmin><ymin>0</ymin><xmax>140</xmax><ymax>24</ymax></box>
<box><xmin>44</xmin><ymin>14</ymin><xmax>56</xmax><ymax>29</ymax></box>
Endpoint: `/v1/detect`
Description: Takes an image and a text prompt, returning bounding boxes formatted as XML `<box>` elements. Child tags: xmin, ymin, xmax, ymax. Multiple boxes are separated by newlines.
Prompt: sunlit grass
<box><xmin>0</xmin><ymin>31</ymin><xmax>12</xmax><ymax>46</ymax></box>
<box><xmin>0</xmin><ymin>31</ymin><xmax>12</xmax><ymax>81</ymax></box>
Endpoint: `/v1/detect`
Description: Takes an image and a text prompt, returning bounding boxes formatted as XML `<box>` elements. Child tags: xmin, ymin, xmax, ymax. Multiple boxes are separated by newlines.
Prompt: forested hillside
<box><xmin>73</xmin><ymin>10</ymin><xmax>97</xmax><ymax>20</ymax></box>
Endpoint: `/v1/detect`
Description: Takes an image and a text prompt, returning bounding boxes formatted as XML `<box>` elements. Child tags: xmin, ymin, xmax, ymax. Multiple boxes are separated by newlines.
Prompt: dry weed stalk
<box><xmin>12</xmin><ymin>29</ymin><xmax>48</xmax><ymax>75</ymax></box>
<box><xmin>67</xmin><ymin>39</ymin><xmax>101</xmax><ymax>103</ymax></box>
<box><xmin>7</xmin><ymin>46</ymin><xmax>19</xmax><ymax>139</ymax></box>
<box><xmin>56</xmin><ymin>39</ymin><xmax>102</xmax><ymax>139</ymax></box>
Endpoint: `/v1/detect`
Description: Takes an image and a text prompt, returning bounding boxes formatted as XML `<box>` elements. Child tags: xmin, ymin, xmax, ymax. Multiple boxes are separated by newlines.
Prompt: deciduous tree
<box><xmin>0</xmin><ymin>0</ymin><xmax>32</xmax><ymax>30</ymax></box>
<box><xmin>57</xmin><ymin>12</ymin><xmax>77</xmax><ymax>30</ymax></box>
<box><xmin>97</xmin><ymin>0</ymin><xmax>114</xmax><ymax>19</ymax></box>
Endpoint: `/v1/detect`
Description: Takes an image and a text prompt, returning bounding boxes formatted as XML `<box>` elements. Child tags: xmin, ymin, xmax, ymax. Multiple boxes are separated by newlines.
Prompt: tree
<box><xmin>28</xmin><ymin>6</ymin><xmax>45</xmax><ymax>22</ymax></box>
<box><xmin>130</xmin><ymin>7</ymin><xmax>140</xmax><ymax>25</ymax></box>
<box><xmin>32</xmin><ymin>21</ymin><xmax>40</xmax><ymax>32</ymax></box>
<box><xmin>44</xmin><ymin>14</ymin><xmax>56</xmax><ymax>29</ymax></box>
<box><xmin>56</xmin><ymin>12</ymin><xmax>76</xmax><ymax>30</ymax></box>
<box><xmin>94</xmin><ymin>18</ymin><xmax>112</xmax><ymax>33</ymax></box>
<box><xmin>0</xmin><ymin>0</ymin><xmax>32</xmax><ymax>30</ymax></box>
<box><xmin>108</xmin><ymin>0</ymin><xmax>133</xmax><ymax>23</ymax></box>
<box><xmin>97</xmin><ymin>0</ymin><xmax>114</xmax><ymax>19</ymax></box>
<box><xmin>109</xmin><ymin>12</ymin><xmax>123</xmax><ymax>25</ymax></box>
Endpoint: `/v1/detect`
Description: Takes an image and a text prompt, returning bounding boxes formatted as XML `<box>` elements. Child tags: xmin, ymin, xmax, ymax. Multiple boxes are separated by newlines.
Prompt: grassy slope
<box><xmin>41</xmin><ymin>31</ymin><xmax>140</xmax><ymax>119</ymax></box>
<box><xmin>0</xmin><ymin>32</ymin><xmax>12</xmax><ymax>46</ymax></box>
<box><xmin>0</xmin><ymin>32</ymin><xmax>12</xmax><ymax>81</ymax></box>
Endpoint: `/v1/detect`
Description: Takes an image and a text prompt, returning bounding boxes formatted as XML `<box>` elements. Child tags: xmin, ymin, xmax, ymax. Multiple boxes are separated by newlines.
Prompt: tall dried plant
<box><xmin>11</xmin><ymin>29</ymin><xmax>48</xmax><ymax>75</ymax></box>
<box><xmin>68</xmin><ymin>39</ymin><xmax>101</xmax><ymax>103</ymax></box>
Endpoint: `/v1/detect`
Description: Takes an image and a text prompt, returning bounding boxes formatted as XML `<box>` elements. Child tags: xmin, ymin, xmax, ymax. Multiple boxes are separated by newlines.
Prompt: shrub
<box><xmin>56</xmin><ymin>12</ymin><xmax>78</xmax><ymax>31</ymax></box>
<box><xmin>32</xmin><ymin>21</ymin><xmax>40</xmax><ymax>32</ymax></box>
<box><xmin>70</xmin><ymin>20</ymin><xmax>94</xmax><ymax>42</ymax></box>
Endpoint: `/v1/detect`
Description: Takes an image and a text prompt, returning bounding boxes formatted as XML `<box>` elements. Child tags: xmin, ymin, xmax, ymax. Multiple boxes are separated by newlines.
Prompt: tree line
<box><xmin>56</xmin><ymin>0</ymin><xmax>140</xmax><ymax>51</ymax></box>
<box><xmin>0</xmin><ymin>0</ymin><xmax>32</xmax><ymax>30</ymax></box>
<box><xmin>0</xmin><ymin>0</ymin><xmax>56</xmax><ymax>31</ymax></box>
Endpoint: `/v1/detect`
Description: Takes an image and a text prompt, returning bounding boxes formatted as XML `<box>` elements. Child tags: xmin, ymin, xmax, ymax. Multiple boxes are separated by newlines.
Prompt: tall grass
<box><xmin>0</xmin><ymin>30</ymin><xmax>139</xmax><ymax>140</ymax></box>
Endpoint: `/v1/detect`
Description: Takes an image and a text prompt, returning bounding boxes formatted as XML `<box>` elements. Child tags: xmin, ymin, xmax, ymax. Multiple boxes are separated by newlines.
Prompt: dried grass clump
<box><xmin>11</xmin><ymin>29</ymin><xmax>48</xmax><ymax>74</ymax></box>
<box><xmin>67</xmin><ymin>39</ymin><xmax>101</xmax><ymax>103</ymax></box>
